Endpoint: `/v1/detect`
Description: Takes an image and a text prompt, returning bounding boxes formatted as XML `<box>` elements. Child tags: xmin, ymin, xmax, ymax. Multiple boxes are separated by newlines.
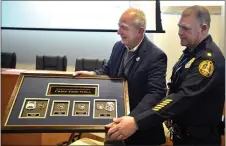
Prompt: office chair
<box><xmin>36</xmin><ymin>55</ymin><xmax>67</xmax><ymax>71</ymax></box>
<box><xmin>75</xmin><ymin>58</ymin><xmax>106</xmax><ymax>71</ymax></box>
<box><xmin>1</xmin><ymin>52</ymin><xmax>17</xmax><ymax>68</ymax></box>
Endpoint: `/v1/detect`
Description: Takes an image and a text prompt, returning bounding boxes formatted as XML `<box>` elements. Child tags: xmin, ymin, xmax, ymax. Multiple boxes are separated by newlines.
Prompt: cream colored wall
<box><xmin>225</xmin><ymin>2</ymin><xmax>226</xmax><ymax>56</ymax></box>
<box><xmin>220</xmin><ymin>3</ymin><xmax>226</xmax><ymax>56</ymax></box>
<box><xmin>153</xmin><ymin>14</ymin><xmax>183</xmax><ymax>80</ymax></box>
<box><xmin>153</xmin><ymin>6</ymin><xmax>223</xmax><ymax>80</ymax></box>
<box><xmin>209</xmin><ymin>15</ymin><xmax>222</xmax><ymax>49</ymax></box>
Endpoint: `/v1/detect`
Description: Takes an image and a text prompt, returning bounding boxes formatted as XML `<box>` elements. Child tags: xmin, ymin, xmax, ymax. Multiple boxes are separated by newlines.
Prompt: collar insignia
<box><xmin>185</xmin><ymin>57</ymin><xmax>195</xmax><ymax>68</ymax></box>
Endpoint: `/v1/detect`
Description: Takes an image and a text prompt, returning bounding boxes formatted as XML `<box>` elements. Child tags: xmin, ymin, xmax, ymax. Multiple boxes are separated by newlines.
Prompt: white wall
<box><xmin>2</xmin><ymin>1</ymin><xmax>156</xmax><ymax>30</ymax></box>
<box><xmin>2</xmin><ymin>3</ymin><xmax>224</xmax><ymax>77</ymax></box>
<box><xmin>1</xmin><ymin>1</ymin><xmax>156</xmax><ymax>71</ymax></box>
<box><xmin>2</xmin><ymin>29</ymin><xmax>153</xmax><ymax>70</ymax></box>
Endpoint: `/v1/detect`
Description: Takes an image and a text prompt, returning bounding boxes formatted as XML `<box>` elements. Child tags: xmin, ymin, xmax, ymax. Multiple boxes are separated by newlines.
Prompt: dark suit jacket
<box><xmin>95</xmin><ymin>35</ymin><xmax>167</xmax><ymax>145</ymax></box>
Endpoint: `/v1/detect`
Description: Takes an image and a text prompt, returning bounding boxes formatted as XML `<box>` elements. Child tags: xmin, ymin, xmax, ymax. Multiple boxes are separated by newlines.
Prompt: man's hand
<box><xmin>73</xmin><ymin>71</ymin><xmax>96</xmax><ymax>76</ymax></box>
<box><xmin>106</xmin><ymin>116</ymin><xmax>138</xmax><ymax>140</ymax></box>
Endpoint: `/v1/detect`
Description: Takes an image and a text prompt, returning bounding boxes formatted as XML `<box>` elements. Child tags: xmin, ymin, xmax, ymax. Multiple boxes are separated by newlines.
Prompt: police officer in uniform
<box><xmin>106</xmin><ymin>5</ymin><xmax>225</xmax><ymax>146</ymax></box>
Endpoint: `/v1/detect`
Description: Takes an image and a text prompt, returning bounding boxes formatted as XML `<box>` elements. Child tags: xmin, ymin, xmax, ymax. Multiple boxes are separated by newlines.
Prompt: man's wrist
<box><xmin>135</xmin><ymin>122</ymin><xmax>139</xmax><ymax>130</ymax></box>
<box><xmin>133</xmin><ymin>117</ymin><xmax>139</xmax><ymax>130</ymax></box>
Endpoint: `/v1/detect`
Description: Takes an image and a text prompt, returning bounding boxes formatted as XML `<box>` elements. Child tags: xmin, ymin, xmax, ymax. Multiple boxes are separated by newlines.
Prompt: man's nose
<box><xmin>117</xmin><ymin>27</ymin><xmax>124</xmax><ymax>35</ymax></box>
<box><xmin>117</xmin><ymin>29</ymin><xmax>121</xmax><ymax>35</ymax></box>
<box><xmin>178</xmin><ymin>28</ymin><xmax>183</xmax><ymax>36</ymax></box>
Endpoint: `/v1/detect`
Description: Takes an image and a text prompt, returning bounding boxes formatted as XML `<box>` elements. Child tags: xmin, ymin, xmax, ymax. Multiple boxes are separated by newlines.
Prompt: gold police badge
<box><xmin>198</xmin><ymin>60</ymin><xmax>214</xmax><ymax>77</ymax></box>
<box><xmin>185</xmin><ymin>58</ymin><xmax>195</xmax><ymax>68</ymax></box>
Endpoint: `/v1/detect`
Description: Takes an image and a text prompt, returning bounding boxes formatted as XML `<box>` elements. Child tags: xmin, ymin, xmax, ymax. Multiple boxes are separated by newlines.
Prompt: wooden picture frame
<box><xmin>2</xmin><ymin>73</ymin><xmax>129</xmax><ymax>133</ymax></box>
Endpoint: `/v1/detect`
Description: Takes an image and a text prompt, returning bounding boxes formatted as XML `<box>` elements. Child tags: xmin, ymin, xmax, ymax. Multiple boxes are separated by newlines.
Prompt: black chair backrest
<box><xmin>1</xmin><ymin>52</ymin><xmax>16</xmax><ymax>68</ymax></box>
<box><xmin>75</xmin><ymin>58</ymin><xmax>106</xmax><ymax>71</ymax></box>
<box><xmin>36</xmin><ymin>55</ymin><xmax>67</xmax><ymax>71</ymax></box>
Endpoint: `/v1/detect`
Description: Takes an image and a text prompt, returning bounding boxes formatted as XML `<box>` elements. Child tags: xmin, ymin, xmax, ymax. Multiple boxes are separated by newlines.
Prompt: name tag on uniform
<box><xmin>185</xmin><ymin>58</ymin><xmax>195</xmax><ymax>68</ymax></box>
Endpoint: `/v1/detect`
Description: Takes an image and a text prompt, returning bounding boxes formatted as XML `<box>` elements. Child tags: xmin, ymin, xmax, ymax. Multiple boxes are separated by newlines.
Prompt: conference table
<box><xmin>1</xmin><ymin>68</ymin><xmax>224</xmax><ymax>146</ymax></box>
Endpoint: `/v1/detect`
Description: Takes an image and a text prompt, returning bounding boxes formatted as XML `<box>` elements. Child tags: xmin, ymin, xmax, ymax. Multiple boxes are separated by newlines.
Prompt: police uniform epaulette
<box><xmin>198</xmin><ymin>48</ymin><xmax>214</xmax><ymax>60</ymax></box>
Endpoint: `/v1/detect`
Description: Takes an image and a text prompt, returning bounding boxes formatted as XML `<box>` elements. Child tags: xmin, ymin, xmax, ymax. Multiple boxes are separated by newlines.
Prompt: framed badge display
<box><xmin>2</xmin><ymin>73</ymin><xmax>129</xmax><ymax>133</ymax></box>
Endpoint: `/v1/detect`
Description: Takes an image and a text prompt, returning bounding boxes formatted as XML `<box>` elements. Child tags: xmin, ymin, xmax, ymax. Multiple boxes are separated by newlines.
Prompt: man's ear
<box><xmin>138</xmin><ymin>27</ymin><xmax>145</xmax><ymax>35</ymax></box>
<box><xmin>201</xmin><ymin>24</ymin><xmax>208</xmax><ymax>33</ymax></box>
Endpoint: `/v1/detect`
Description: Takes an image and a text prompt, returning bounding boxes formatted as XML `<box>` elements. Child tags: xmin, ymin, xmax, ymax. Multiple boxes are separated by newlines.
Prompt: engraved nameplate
<box><xmin>46</xmin><ymin>83</ymin><xmax>99</xmax><ymax>97</ymax></box>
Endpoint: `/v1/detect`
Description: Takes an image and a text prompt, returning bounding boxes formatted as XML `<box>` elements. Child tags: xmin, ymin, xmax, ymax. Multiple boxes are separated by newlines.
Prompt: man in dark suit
<box><xmin>106</xmin><ymin>5</ymin><xmax>225</xmax><ymax>146</ymax></box>
<box><xmin>74</xmin><ymin>8</ymin><xmax>167</xmax><ymax>145</ymax></box>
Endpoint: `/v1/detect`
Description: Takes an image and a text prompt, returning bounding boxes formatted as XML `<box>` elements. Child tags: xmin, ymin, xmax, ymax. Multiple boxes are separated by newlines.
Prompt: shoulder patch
<box><xmin>185</xmin><ymin>57</ymin><xmax>195</xmax><ymax>68</ymax></box>
<box><xmin>198</xmin><ymin>60</ymin><xmax>214</xmax><ymax>77</ymax></box>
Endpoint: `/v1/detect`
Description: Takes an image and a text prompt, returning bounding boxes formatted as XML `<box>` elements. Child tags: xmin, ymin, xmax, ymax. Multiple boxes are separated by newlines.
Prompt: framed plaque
<box><xmin>2</xmin><ymin>73</ymin><xmax>129</xmax><ymax>133</ymax></box>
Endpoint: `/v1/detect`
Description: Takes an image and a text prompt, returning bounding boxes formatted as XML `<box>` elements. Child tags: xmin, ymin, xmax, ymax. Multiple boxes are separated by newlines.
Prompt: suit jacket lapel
<box><xmin>127</xmin><ymin>36</ymin><xmax>147</xmax><ymax>79</ymax></box>
<box><xmin>114</xmin><ymin>44</ymin><xmax>126</xmax><ymax>76</ymax></box>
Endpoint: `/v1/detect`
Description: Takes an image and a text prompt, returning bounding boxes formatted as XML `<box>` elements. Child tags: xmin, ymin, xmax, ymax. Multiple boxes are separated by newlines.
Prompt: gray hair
<box><xmin>125</xmin><ymin>8</ymin><xmax>146</xmax><ymax>30</ymax></box>
<box><xmin>182</xmin><ymin>5</ymin><xmax>211</xmax><ymax>28</ymax></box>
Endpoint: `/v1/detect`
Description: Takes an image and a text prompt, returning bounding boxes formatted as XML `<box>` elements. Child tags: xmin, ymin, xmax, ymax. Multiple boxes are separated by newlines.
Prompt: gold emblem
<box><xmin>77</xmin><ymin>104</ymin><xmax>86</xmax><ymax>110</ymax></box>
<box><xmin>96</xmin><ymin>103</ymin><xmax>104</xmax><ymax>110</ymax></box>
<box><xmin>198</xmin><ymin>60</ymin><xmax>214</xmax><ymax>77</ymax></box>
<box><xmin>38</xmin><ymin>102</ymin><xmax>45</xmax><ymax>110</ymax></box>
<box><xmin>56</xmin><ymin>103</ymin><xmax>66</xmax><ymax>110</ymax></box>
<box><xmin>185</xmin><ymin>58</ymin><xmax>195</xmax><ymax>68</ymax></box>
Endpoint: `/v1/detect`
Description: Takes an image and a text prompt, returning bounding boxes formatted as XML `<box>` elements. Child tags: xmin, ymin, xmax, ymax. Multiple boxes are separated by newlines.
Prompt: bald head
<box><xmin>182</xmin><ymin>5</ymin><xmax>211</xmax><ymax>29</ymax></box>
<box><xmin>121</xmin><ymin>8</ymin><xmax>146</xmax><ymax>30</ymax></box>
<box><xmin>117</xmin><ymin>8</ymin><xmax>146</xmax><ymax>49</ymax></box>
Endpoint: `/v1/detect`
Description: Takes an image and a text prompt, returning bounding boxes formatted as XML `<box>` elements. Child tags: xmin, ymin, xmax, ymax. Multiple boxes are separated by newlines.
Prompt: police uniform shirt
<box><xmin>134</xmin><ymin>35</ymin><xmax>225</xmax><ymax>130</ymax></box>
